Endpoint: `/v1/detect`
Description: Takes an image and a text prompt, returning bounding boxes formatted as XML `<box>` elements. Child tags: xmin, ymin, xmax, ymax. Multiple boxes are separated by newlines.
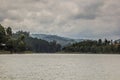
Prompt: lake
<box><xmin>0</xmin><ymin>54</ymin><xmax>120</xmax><ymax>80</ymax></box>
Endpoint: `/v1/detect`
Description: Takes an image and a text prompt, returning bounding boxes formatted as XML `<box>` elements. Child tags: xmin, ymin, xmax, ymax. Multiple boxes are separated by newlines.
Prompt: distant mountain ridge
<box><xmin>30</xmin><ymin>34</ymin><xmax>84</xmax><ymax>46</ymax></box>
<box><xmin>116</xmin><ymin>39</ymin><xmax>120</xmax><ymax>43</ymax></box>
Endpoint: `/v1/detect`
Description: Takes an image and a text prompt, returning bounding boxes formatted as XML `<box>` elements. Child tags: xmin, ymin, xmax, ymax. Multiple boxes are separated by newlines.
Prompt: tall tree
<box><xmin>6</xmin><ymin>27</ymin><xmax>12</xmax><ymax>36</ymax></box>
<box><xmin>98</xmin><ymin>39</ymin><xmax>102</xmax><ymax>45</ymax></box>
<box><xmin>0</xmin><ymin>24</ymin><xmax>6</xmax><ymax>44</ymax></box>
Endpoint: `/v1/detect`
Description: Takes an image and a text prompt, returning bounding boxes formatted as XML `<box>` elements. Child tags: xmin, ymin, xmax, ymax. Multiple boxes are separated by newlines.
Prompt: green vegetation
<box><xmin>13</xmin><ymin>31</ymin><xmax>61</xmax><ymax>53</ymax></box>
<box><xmin>0</xmin><ymin>24</ymin><xmax>120</xmax><ymax>54</ymax></box>
<box><xmin>0</xmin><ymin>24</ymin><xmax>26</xmax><ymax>53</ymax></box>
<box><xmin>63</xmin><ymin>39</ymin><xmax>120</xmax><ymax>53</ymax></box>
<box><xmin>0</xmin><ymin>24</ymin><xmax>61</xmax><ymax>53</ymax></box>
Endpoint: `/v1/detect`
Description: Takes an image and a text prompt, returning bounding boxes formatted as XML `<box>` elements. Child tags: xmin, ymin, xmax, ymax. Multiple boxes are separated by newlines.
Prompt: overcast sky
<box><xmin>0</xmin><ymin>0</ymin><xmax>120</xmax><ymax>40</ymax></box>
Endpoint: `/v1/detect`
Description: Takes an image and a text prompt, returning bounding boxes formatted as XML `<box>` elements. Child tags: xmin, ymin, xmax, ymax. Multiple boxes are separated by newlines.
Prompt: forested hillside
<box><xmin>63</xmin><ymin>39</ymin><xmax>120</xmax><ymax>53</ymax></box>
<box><xmin>0</xmin><ymin>24</ymin><xmax>120</xmax><ymax>53</ymax></box>
<box><xmin>13</xmin><ymin>31</ymin><xmax>61</xmax><ymax>53</ymax></box>
<box><xmin>0</xmin><ymin>24</ymin><xmax>61</xmax><ymax>53</ymax></box>
<box><xmin>31</xmin><ymin>34</ymin><xmax>84</xmax><ymax>46</ymax></box>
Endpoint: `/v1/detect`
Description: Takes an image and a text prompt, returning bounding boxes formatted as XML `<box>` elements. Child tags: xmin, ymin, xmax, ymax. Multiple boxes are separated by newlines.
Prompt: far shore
<box><xmin>0</xmin><ymin>51</ymin><xmax>120</xmax><ymax>55</ymax></box>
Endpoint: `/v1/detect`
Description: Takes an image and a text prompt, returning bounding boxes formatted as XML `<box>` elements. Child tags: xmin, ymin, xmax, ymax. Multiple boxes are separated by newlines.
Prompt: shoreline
<box><xmin>0</xmin><ymin>52</ymin><xmax>120</xmax><ymax>55</ymax></box>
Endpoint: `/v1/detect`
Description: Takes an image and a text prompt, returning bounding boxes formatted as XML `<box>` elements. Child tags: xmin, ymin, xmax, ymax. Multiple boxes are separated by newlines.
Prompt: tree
<box><xmin>17</xmin><ymin>41</ymin><xmax>26</xmax><ymax>52</ymax></box>
<box><xmin>0</xmin><ymin>24</ymin><xmax>6</xmax><ymax>44</ymax></box>
<box><xmin>104</xmin><ymin>39</ymin><xmax>108</xmax><ymax>45</ymax></box>
<box><xmin>6</xmin><ymin>27</ymin><xmax>12</xmax><ymax>36</ymax></box>
<box><xmin>18</xmin><ymin>34</ymin><xmax>25</xmax><ymax>41</ymax></box>
<box><xmin>6</xmin><ymin>38</ymin><xmax>17</xmax><ymax>53</ymax></box>
<box><xmin>16</xmin><ymin>34</ymin><xmax>26</xmax><ymax>52</ymax></box>
<box><xmin>98</xmin><ymin>39</ymin><xmax>102</xmax><ymax>45</ymax></box>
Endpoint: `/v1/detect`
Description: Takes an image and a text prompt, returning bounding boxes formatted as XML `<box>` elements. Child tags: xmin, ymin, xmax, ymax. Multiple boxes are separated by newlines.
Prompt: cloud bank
<box><xmin>0</xmin><ymin>0</ymin><xmax>120</xmax><ymax>39</ymax></box>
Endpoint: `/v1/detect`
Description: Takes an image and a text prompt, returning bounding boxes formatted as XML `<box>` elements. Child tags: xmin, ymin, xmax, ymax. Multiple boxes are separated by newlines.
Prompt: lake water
<box><xmin>0</xmin><ymin>54</ymin><xmax>120</xmax><ymax>80</ymax></box>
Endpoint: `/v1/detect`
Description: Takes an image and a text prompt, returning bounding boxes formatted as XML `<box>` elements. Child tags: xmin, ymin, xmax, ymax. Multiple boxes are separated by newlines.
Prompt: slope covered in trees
<box><xmin>0</xmin><ymin>24</ymin><xmax>26</xmax><ymax>53</ymax></box>
<box><xmin>0</xmin><ymin>24</ymin><xmax>120</xmax><ymax>53</ymax></box>
<box><xmin>0</xmin><ymin>24</ymin><xmax>61</xmax><ymax>53</ymax></box>
<box><xmin>63</xmin><ymin>39</ymin><xmax>120</xmax><ymax>53</ymax></box>
<box><xmin>13</xmin><ymin>31</ymin><xmax>61</xmax><ymax>53</ymax></box>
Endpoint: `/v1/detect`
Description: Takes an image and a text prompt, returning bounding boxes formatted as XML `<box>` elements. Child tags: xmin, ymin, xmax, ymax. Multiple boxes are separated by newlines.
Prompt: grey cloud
<box><xmin>71</xmin><ymin>1</ymin><xmax>104</xmax><ymax>20</ymax></box>
<box><xmin>0</xmin><ymin>0</ymin><xmax>120</xmax><ymax>40</ymax></box>
<box><xmin>0</xmin><ymin>14</ymin><xmax>5</xmax><ymax>22</ymax></box>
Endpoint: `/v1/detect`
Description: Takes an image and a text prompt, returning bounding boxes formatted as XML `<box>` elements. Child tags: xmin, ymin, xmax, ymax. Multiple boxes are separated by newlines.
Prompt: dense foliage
<box><xmin>0</xmin><ymin>24</ymin><xmax>26</xmax><ymax>53</ymax></box>
<box><xmin>63</xmin><ymin>39</ymin><xmax>120</xmax><ymax>53</ymax></box>
<box><xmin>13</xmin><ymin>31</ymin><xmax>61</xmax><ymax>53</ymax></box>
<box><xmin>0</xmin><ymin>24</ymin><xmax>61</xmax><ymax>53</ymax></box>
<box><xmin>1</xmin><ymin>24</ymin><xmax>120</xmax><ymax>53</ymax></box>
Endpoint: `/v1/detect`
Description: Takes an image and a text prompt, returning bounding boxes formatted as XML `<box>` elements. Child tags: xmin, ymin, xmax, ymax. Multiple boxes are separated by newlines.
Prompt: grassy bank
<box><xmin>0</xmin><ymin>50</ymin><xmax>10</xmax><ymax>54</ymax></box>
<box><xmin>0</xmin><ymin>50</ymin><xmax>33</xmax><ymax>54</ymax></box>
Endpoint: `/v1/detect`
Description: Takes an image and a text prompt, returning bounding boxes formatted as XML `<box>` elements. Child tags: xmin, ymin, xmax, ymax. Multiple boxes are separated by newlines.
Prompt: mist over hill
<box><xmin>30</xmin><ymin>34</ymin><xmax>84</xmax><ymax>46</ymax></box>
<box><xmin>116</xmin><ymin>39</ymin><xmax>120</xmax><ymax>42</ymax></box>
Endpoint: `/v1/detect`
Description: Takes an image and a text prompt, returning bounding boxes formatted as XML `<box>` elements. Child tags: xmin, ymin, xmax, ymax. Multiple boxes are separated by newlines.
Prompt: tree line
<box><xmin>0</xmin><ymin>24</ymin><xmax>120</xmax><ymax>53</ymax></box>
<box><xmin>0</xmin><ymin>24</ymin><xmax>26</xmax><ymax>53</ymax></box>
<box><xmin>13</xmin><ymin>31</ymin><xmax>61</xmax><ymax>53</ymax></box>
<box><xmin>63</xmin><ymin>39</ymin><xmax>120</xmax><ymax>53</ymax></box>
<box><xmin>0</xmin><ymin>24</ymin><xmax>61</xmax><ymax>53</ymax></box>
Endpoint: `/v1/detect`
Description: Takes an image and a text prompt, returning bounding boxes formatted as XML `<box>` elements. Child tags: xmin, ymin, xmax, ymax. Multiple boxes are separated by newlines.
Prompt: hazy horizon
<box><xmin>0</xmin><ymin>0</ymin><xmax>120</xmax><ymax>40</ymax></box>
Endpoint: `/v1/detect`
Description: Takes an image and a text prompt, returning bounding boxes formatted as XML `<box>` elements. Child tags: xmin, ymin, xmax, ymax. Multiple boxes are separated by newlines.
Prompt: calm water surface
<box><xmin>0</xmin><ymin>54</ymin><xmax>120</xmax><ymax>80</ymax></box>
